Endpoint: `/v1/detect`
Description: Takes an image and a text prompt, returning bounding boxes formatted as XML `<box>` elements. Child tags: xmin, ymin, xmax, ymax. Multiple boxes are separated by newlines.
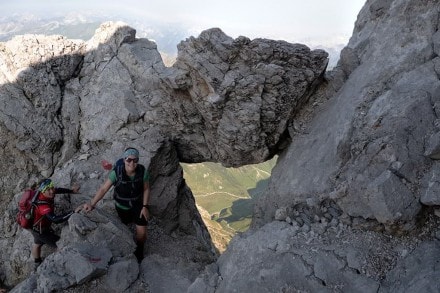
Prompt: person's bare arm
<box><xmin>140</xmin><ymin>181</ymin><xmax>150</xmax><ymax>219</ymax></box>
<box><xmin>82</xmin><ymin>179</ymin><xmax>113</xmax><ymax>211</ymax></box>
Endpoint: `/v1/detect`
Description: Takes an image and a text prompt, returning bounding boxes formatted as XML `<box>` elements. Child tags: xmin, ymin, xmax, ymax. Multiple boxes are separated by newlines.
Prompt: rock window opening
<box><xmin>181</xmin><ymin>157</ymin><xmax>276</xmax><ymax>253</ymax></box>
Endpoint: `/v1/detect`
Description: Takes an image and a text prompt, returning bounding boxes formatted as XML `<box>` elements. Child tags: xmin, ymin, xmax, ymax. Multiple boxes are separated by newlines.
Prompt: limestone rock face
<box><xmin>0</xmin><ymin>20</ymin><xmax>328</xmax><ymax>291</ymax></box>
<box><xmin>255</xmin><ymin>0</ymin><xmax>440</xmax><ymax>227</ymax></box>
<box><xmin>0</xmin><ymin>34</ymin><xmax>84</xmax><ymax>194</ymax></box>
<box><xmin>1</xmin><ymin>0</ymin><xmax>440</xmax><ymax>291</ymax></box>
<box><xmin>171</xmin><ymin>28</ymin><xmax>328</xmax><ymax>166</ymax></box>
<box><xmin>205</xmin><ymin>0</ymin><xmax>439</xmax><ymax>291</ymax></box>
<box><xmin>191</xmin><ymin>0</ymin><xmax>440</xmax><ymax>291</ymax></box>
<box><xmin>0</xmin><ymin>21</ymin><xmax>328</xmax><ymax>196</ymax></box>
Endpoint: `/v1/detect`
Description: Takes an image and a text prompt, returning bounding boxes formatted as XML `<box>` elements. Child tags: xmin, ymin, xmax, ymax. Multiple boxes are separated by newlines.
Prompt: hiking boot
<box><xmin>33</xmin><ymin>258</ymin><xmax>42</xmax><ymax>271</ymax></box>
<box><xmin>134</xmin><ymin>246</ymin><xmax>144</xmax><ymax>263</ymax></box>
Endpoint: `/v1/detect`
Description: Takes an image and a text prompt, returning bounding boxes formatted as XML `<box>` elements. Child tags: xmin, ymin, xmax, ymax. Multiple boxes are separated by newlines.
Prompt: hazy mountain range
<box><xmin>0</xmin><ymin>12</ymin><xmax>190</xmax><ymax>56</ymax></box>
<box><xmin>0</xmin><ymin>12</ymin><xmax>344</xmax><ymax>68</ymax></box>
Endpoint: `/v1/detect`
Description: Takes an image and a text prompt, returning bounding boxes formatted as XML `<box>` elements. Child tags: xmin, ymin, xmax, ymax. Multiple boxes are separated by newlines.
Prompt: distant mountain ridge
<box><xmin>0</xmin><ymin>13</ymin><xmax>189</xmax><ymax>56</ymax></box>
<box><xmin>0</xmin><ymin>13</ymin><xmax>344</xmax><ymax>68</ymax></box>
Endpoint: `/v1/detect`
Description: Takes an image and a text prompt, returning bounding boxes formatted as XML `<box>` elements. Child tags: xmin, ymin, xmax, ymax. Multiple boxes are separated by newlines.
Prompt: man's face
<box><xmin>42</xmin><ymin>186</ymin><xmax>55</xmax><ymax>198</ymax></box>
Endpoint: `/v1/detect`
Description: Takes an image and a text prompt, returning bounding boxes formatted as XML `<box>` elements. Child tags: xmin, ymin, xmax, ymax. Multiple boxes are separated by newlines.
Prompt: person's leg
<box><xmin>31</xmin><ymin>230</ymin><xmax>59</xmax><ymax>264</ymax></box>
<box><xmin>39</xmin><ymin>230</ymin><xmax>60</xmax><ymax>249</ymax></box>
<box><xmin>31</xmin><ymin>243</ymin><xmax>42</xmax><ymax>261</ymax></box>
<box><xmin>31</xmin><ymin>233</ymin><xmax>44</xmax><ymax>270</ymax></box>
<box><xmin>134</xmin><ymin>225</ymin><xmax>147</xmax><ymax>262</ymax></box>
<box><xmin>31</xmin><ymin>231</ymin><xmax>44</xmax><ymax>263</ymax></box>
<box><xmin>30</xmin><ymin>229</ymin><xmax>60</xmax><ymax>270</ymax></box>
<box><xmin>135</xmin><ymin>225</ymin><xmax>147</xmax><ymax>245</ymax></box>
<box><xmin>116</xmin><ymin>203</ymin><xmax>148</xmax><ymax>262</ymax></box>
<box><xmin>134</xmin><ymin>204</ymin><xmax>148</xmax><ymax>262</ymax></box>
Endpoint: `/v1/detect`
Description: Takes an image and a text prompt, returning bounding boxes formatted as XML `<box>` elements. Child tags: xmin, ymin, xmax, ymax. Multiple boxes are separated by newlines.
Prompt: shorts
<box><xmin>31</xmin><ymin>229</ymin><xmax>60</xmax><ymax>248</ymax></box>
<box><xmin>115</xmin><ymin>202</ymin><xmax>148</xmax><ymax>226</ymax></box>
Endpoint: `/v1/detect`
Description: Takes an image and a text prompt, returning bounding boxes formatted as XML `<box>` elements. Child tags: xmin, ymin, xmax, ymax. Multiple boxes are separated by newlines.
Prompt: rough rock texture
<box><xmin>0</xmin><ymin>34</ymin><xmax>84</xmax><ymax>193</ymax></box>
<box><xmin>255</xmin><ymin>0</ymin><xmax>440</xmax><ymax>227</ymax></box>
<box><xmin>75</xmin><ymin>24</ymin><xmax>328</xmax><ymax>168</ymax></box>
<box><xmin>171</xmin><ymin>29</ymin><xmax>328</xmax><ymax>166</ymax></box>
<box><xmin>2</xmin><ymin>0</ymin><xmax>440</xmax><ymax>291</ymax></box>
<box><xmin>0</xmin><ymin>20</ymin><xmax>328</xmax><ymax>292</ymax></box>
<box><xmin>190</xmin><ymin>0</ymin><xmax>440</xmax><ymax>291</ymax></box>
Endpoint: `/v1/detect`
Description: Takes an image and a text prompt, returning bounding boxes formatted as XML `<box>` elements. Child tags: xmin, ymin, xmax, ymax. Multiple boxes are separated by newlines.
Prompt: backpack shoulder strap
<box><xmin>114</xmin><ymin>158</ymin><xmax>125</xmax><ymax>185</ymax></box>
<box><xmin>31</xmin><ymin>190</ymin><xmax>40</xmax><ymax>203</ymax></box>
<box><xmin>135</xmin><ymin>164</ymin><xmax>146</xmax><ymax>181</ymax></box>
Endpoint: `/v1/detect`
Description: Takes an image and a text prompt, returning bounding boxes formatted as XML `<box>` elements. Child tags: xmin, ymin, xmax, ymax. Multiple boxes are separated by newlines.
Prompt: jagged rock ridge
<box><xmin>0</xmin><ymin>19</ymin><xmax>328</xmax><ymax>292</ymax></box>
<box><xmin>0</xmin><ymin>0</ymin><xmax>439</xmax><ymax>291</ymax></box>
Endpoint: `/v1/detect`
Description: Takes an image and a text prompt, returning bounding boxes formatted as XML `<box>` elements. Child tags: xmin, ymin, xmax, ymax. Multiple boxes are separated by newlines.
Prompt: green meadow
<box><xmin>181</xmin><ymin>157</ymin><xmax>276</xmax><ymax>251</ymax></box>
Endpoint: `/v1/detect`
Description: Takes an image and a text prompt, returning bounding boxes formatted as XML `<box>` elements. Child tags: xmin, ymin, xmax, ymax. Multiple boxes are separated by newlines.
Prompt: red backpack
<box><xmin>16</xmin><ymin>189</ymin><xmax>41</xmax><ymax>229</ymax></box>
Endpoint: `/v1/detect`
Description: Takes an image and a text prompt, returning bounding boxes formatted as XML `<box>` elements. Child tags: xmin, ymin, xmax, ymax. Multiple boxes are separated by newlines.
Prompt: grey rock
<box><xmin>187</xmin><ymin>263</ymin><xmax>219</xmax><ymax>293</ymax></box>
<box><xmin>1</xmin><ymin>0</ymin><xmax>440</xmax><ymax>291</ymax></box>
<box><xmin>36</xmin><ymin>243</ymin><xmax>112</xmax><ymax>292</ymax></box>
<box><xmin>274</xmin><ymin>207</ymin><xmax>288</xmax><ymax>221</ymax></box>
<box><xmin>141</xmin><ymin>254</ymin><xmax>200</xmax><ymax>293</ymax></box>
<box><xmin>255</xmin><ymin>0</ymin><xmax>439</xmax><ymax>227</ymax></box>
<box><xmin>9</xmin><ymin>274</ymin><xmax>38</xmax><ymax>293</ymax></box>
<box><xmin>380</xmin><ymin>241</ymin><xmax>440</xmax><ymax>293</ymax></box>
<box><xmin>424</xmin><ymin>131</ymin><xmax>440</xmax><ymax>159</ymax></box>
<box><xmin>172</xmin><ymin>28</ymin><xmax>328</xmax><ymax>167</ymax></box>
<box><xmin>420</xmin><ymin>163</ymin><xmax>440</xmax><ymax>206</ymax></box>
<box><xmin>102</xmin><ymin>256</ymin><xmax>139</xmax><ymax>292</ymax></box>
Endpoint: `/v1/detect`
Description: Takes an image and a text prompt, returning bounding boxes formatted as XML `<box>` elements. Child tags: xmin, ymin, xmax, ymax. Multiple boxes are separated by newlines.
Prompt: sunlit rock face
<box><xmin>256</xmin><ymin>0</ymin><xmax>440</xmax><ymax>228</ymax></box>
<box><xmin>195</xmin><ymin>0</ymin><xmax>440</xmax><ymax>291</ymax></box>
<box><xmin>3</xmin><ymin>0</ymin><xmax>440</xmax><ymax>290</ymax></box>
<box><xmin>0</xmin><ymin>20</ymin><xmax>328</xmax><ymax>291</ymax></box>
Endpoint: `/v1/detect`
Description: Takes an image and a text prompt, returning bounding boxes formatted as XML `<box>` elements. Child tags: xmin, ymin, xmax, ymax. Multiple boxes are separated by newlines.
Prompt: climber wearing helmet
<box><xmin>31</xmin><ymin>179</ymin><xmax>80</xmax><ymax>269</ymax></box>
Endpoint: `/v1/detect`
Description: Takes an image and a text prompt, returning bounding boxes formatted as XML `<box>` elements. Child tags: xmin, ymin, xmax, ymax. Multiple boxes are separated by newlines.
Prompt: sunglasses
<box><xmin>125</xmin><ymin>157</ymin><xmax>139</xmax><ymax>163</ymax></box>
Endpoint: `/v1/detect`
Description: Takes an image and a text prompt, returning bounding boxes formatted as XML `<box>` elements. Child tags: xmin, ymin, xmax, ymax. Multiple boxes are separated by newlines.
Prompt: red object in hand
<box><xmin>101</xmin><ymin>160</ymin><xmax>113</xmax><ymax>170</ymax></box>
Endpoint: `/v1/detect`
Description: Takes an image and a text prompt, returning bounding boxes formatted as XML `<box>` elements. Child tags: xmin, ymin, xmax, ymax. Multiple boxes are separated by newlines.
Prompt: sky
<box><xmin>1</xmin><ymin>0</ymin><xmax>366</xmax><ymax>48</ymax></box>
